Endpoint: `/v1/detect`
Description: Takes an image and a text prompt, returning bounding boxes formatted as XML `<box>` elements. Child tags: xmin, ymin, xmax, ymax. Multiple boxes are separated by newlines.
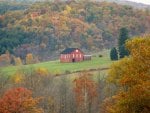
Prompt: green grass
<box><xmin>0</xmin><ymin>50</ymin><xmax>112</xmax><ymax>76</ymax></box>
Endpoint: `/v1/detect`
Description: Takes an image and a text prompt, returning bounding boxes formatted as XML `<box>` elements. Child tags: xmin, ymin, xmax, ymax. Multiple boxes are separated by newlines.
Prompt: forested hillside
<box><xmin>0</xmin><ymin>0</ymin><xmax>150</xmax><ymax>61</ymax></box>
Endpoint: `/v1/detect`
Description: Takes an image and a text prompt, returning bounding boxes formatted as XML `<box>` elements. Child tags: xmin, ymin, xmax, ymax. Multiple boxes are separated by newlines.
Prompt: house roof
<box><xmin>61</xmin><ymin>48</ymin><xmax>82</xmax><ymax>54</ymax></box>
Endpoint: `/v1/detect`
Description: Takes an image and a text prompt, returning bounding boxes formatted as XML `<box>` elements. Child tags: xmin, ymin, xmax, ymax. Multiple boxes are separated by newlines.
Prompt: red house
<box><xmin>60</xmin><ymin>48</ymin><xmax>84</xmax><ymax>63</ymax></box>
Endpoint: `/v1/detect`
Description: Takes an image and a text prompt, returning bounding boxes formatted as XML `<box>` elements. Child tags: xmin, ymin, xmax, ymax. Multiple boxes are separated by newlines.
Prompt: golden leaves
<box><xmin>12</xmin><ymin>72</ymin><xmax>24</xmax><ymax>84</ymax></box>
<box><xmin>14</xmin><ymin>57</ymin><xmax>22</xmax><ymax>66</ymax></box>
<box><xmin>105</xmin><ymin>36</ymin><xmax>150</xmax><ymax>113</ymax></box>
<box><xmin>26</xmin><ymin>53</ymin><xmax>34</xmax><ymax>64</ymax></box>
<box><xmin>36</xmin><ymin>67</ymin><xmax>49</xmax><ymax>76</ymax></box>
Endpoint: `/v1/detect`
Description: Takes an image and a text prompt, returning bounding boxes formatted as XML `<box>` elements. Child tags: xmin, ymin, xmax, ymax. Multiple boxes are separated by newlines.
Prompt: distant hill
<box><xmin>102</xmin><ymin>0</ymin><xmax>150</xmax><ymax>9</ymax></box>
<box><xmin>4</xmin><ymin>0</ymin><xmax>150</xmax><ymax>8</ymax></box>
<box><xmin>0</xmin><ymin>0</ymin><xmax>150</xmax><ymax>61</ymax></box>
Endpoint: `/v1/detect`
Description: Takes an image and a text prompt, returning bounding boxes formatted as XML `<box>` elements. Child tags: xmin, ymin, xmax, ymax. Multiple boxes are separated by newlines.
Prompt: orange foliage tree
<box><xmin>0</xmin><ymin>87</ymin><xmax>43</xmax><ymax>113</ymax></box>
<box><xmin>103</xmin><ymin>36</ymin><xmax>150</xmax><ymax>113</ymax></box>
<box><xmin>74</xmin><ymin>72</ymin><xmax>97</xmax><ymax>113</ymax></box>
<box><xmin>26</xmin><ymin>53</ymin><xmax>34</xmax><ymax>64</ymax></box>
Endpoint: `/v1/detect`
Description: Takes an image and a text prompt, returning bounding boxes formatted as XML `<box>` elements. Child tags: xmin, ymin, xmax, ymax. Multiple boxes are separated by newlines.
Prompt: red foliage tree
<box><xmin>0</xmin><ymin>87</ymin><xmax>43</xmax><ymax>113</ymax></box>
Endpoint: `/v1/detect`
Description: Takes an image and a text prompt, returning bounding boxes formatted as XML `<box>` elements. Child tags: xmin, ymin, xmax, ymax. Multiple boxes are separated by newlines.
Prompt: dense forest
<box><xmin>0</xmin><ymin>0</ymin><xmax>150</xmax><ymax>61</ymax></box>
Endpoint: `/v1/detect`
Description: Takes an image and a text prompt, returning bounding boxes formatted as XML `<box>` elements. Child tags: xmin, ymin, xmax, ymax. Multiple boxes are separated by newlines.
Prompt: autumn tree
<box><xmin>110</xmin><ymin>47</ymin><xmax>118</xmax><ymax>60</ymax></box>
<box><xmin>0</xmin><ymin>50</ymin><xmax>11</xmax><ymax>66</ymax></box>
<box><xmin>16</xmin><ymin>67</ymin><xmax>55</xmax><ymax>112</ymax></box>
<box><xmin>0</xmin><ymin>87</ymin><xmax>43</xmax><ymax>113</ymax></box>
<box><xmin>118</xmin><ymin>27</ymin><xmax>129</xmax><ymax>58</ymax></box>
<box><xmin>26</xmin><ymin>53</ymin><xmax>34</xmax><ymax>64</ymax></box>
<box><xmin>13</xmin><ymin>72</ymin><xmax>24</xmax><ymax>84</ymax></box>
<box><xmin>36</xmin><ymin>67</ymin><xmax>49</xmax><ymax>76</ymax></box>
<box><xmin>104</xmin><ymin>36</ymin><xmax>150</xmax><ymax>113</ymax></box>
<box><xmin>74</xmin><ymin>72</ymin><xmax>97</xmax><ymax>113</ymax></box>
<box><xmin>14</xmin><ymin>57</ymin><xmax>22</xmax><ymax>65</ymax></box>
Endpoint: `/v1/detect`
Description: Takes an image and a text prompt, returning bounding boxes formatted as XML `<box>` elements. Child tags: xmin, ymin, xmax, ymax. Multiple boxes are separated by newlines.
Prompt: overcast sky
<box><xmin>127</xmin><ymin>0</ymin><xmax>150</xmax><ymax>5</ymax></box>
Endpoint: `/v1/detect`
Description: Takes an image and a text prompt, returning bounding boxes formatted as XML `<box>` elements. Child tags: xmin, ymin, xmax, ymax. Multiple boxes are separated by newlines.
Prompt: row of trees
<box><xmin>0</xmin><ymin>52</ymin><xmax>38</xmax><ymax>66</ymax></box>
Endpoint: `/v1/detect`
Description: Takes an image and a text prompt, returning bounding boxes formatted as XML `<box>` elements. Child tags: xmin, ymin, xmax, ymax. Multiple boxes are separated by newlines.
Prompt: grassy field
<box><xmin>0</xmin><ymin>50</ymin><xmax>112</xmax><ymax>76</ymax></box>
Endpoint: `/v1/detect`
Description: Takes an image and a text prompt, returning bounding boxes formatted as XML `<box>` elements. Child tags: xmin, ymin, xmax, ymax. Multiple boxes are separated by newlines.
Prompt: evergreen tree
<box><xmin>118</xmin><ymin>27</ymin><xmax>129</xmax><ymax>46</ymax></box>
<box><xmin>119</xmin><ymin>45</ymin><xmax>129</xmax><ymax>58</ymax></box>
<box><xmin>110</xmin><ymin>47</ymin><xmax>118</xmax><ymax>60</ymax></box>
<box><xmin>118</xmin><ymin>27</ymin><xmax>129</xmax><ymax>58</ymax></box>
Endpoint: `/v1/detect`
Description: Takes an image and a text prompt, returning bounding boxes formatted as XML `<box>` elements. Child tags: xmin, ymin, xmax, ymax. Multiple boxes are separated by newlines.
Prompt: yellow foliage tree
<box><xmin>104</xmin><ymin>36</ymin><xmax>150</xmax><ymax>113</ymax></box>
<box><xmin>13</xmin><ymin>72</ymin><xmax>24</xmax><ymax>84</ymax></box>
<box><xmin>26</xmin><ymin>53</ymin><xmax>34</xmax><ymax>64</ymax></box>
<box><xmin>36</xmin><ymin>67</ymin><xmax>49</xmax><ymax>76</ymax></box>
<box><xmin>66</xmin><ymin>5</ymin><xmax>72</xmax><ymax>13</ymax></box>
<box><xmin>14</xmin><ymin>57</ymin><xmax>22</xmax><ymax>66</ymax></box>
<box><xmin>63</xmin><ymin>5</ymin><xmax>72</xmax><ymax>15</ymax></box>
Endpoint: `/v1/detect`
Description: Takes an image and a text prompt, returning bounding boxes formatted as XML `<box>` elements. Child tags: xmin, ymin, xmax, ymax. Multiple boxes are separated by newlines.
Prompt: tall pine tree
<box><xmin>118</xmin><ymin>27</ymin><xmax>129</xmax><ymax>58</ymax></box>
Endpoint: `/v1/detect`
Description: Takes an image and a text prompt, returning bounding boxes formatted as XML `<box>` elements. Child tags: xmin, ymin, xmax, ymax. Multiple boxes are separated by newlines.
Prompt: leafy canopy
<box><xmin>105</xmin><ymin>35</ymin><xmax>150</xmax><ymax>113</ymax></box>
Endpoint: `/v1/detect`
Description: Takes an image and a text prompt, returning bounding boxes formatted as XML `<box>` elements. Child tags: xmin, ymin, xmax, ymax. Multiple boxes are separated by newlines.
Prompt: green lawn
<box><xmin>0</xmin><ymin>50</ymin><xmax>112</xmax><ymax>76</ymax></box>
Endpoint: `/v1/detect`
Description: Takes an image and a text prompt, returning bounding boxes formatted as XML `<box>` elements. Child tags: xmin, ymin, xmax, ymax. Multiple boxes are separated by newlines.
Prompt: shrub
<box><xmin>99</xmin><ymin>54</ymin><xmax>103</xmax><ymax>57</ymax></box>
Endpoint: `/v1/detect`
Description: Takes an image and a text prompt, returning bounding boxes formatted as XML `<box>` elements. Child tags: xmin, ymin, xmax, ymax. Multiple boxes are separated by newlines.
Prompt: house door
<box><xmin>72</xmin><ymin>59</ymin><xmax>75</xmax><ymax>62</ymax></box>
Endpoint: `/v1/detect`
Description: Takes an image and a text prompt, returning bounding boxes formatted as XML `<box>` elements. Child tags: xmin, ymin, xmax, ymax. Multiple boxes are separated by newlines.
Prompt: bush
<box><xmin>65</xmin><ymin>70</ymin><xmax>71</xmax><ymax>74</ymax></box>
<box><xmin>99</xmin><ymin>54</ymin><xmax>103</xmax><ymax>57</ymax></box>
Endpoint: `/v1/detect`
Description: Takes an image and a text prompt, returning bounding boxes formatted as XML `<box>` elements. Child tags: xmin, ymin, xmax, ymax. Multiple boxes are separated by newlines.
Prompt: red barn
<box><xmin>60</xmin><ymin>48</ymin><xmax>84</xmax><ymax>63</ymax></box>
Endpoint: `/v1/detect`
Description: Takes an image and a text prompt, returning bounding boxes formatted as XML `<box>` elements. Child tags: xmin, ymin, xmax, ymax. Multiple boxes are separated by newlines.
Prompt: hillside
<box><xmin>0</xmin><ymin>0</ymin><xmax>150</xmax><ymax>62</ymax></box>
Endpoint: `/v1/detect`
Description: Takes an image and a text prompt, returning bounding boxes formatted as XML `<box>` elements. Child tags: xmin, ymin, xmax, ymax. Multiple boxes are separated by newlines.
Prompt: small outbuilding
<box><xmin>83</xmin><ymin>55</ymin><xmax>92</xmax><ymax>61</ymax></box>
<box><xmin>60</xmin><ymin>48</ymin><xmax>85</xmax><ymax>63</ymax></box>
